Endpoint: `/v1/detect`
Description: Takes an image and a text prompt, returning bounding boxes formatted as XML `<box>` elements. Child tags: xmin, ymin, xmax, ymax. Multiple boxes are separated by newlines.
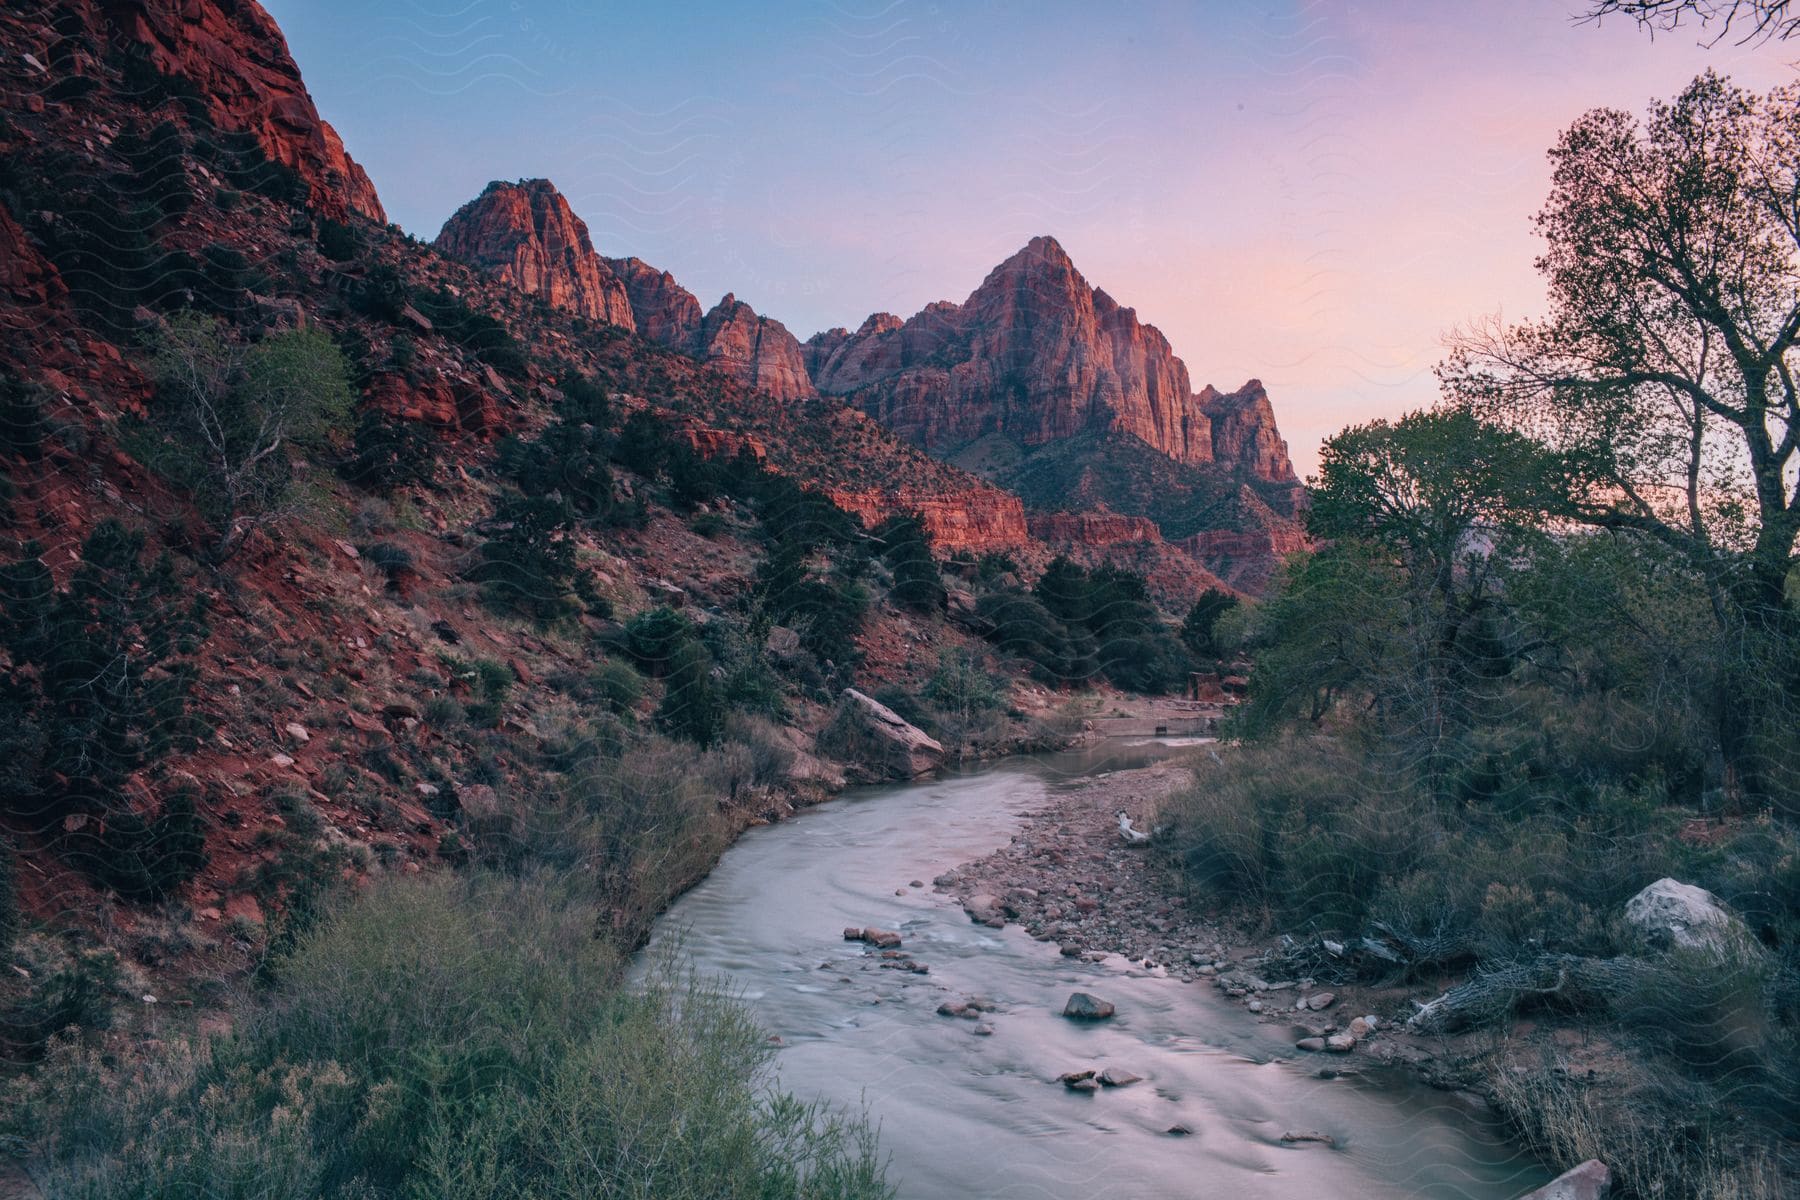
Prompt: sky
<box><xmin>264</xmin><ymin>0</ymin><xmax>1794</xmax><ymax>480</ymax></box>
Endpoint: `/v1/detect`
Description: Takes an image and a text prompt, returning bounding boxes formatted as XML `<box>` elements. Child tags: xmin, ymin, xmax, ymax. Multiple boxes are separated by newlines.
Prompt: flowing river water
<box><xmin>640</xmin><ymin>741</ymin><xmax>1552</xmax><ymax>1199</ymax></box>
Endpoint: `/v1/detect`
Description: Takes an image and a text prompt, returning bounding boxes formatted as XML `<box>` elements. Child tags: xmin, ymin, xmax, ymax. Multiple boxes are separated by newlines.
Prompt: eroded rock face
<box><xmin>696</xmin><ymin>294</ymin><xmax>816</xmax><ymax>401</ymax></box>
<box><xmin>435</xmin><ymin>180</ymin><xmax>635</xmax><ymax>328</ymax></box>
<box><xmin>107</xmin><ymin>0</ymin><xmax>384</xmax><ymax>222</ymax></box>
<box><xmin>827</xmin><ymin>485</ymin><xmax>1028</xmax><ymax>553</ymax></box>
<box><xmin>1198</xmin><ymin>379</ymin><xmax>1296</xmax><ymax>484</ymax></box>
<box><xmin>1026</xmin><ymin>508</ymin><xmax>1163</xmax><ymax>547</ymax></box>
<box><xmin>605</xmin><ymin>256</ymin><xmax>702</xmax><ymax>347</ymax></box>
<box><xmin>808</xmin><ymin>236</ymin><xmax>1295</xmax><ymax>482</ymax></box>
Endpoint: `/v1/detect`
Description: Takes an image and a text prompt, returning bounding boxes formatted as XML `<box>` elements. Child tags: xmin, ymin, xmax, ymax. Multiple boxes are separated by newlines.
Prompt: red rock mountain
<box><xmin>434</xmin><ymin>180</ymin><xmax>635</xmax><ymax>327</ymax></box>
<box><xmin>693</xmin><ymin>293</ymin><xmax>816</xmax><ymax>401</ymax></box>
<box><xmin>437</xmin><ymin>180</ymin><xmax>817</xmax><ymax>401</ymax></box>
<box><xmin>605</xmin><ymin>255</ymin><xmax>702</xmax><ymax>347</ymax></box>
<box><xmin>807</xmin><ymin>236</ymin><xmax>1296</xmax><ymax>485</ymax></box>
<box><xmin>102</xmin><ymin>0</ymin><xmax>384</xmax><ymax>222</ymax></box>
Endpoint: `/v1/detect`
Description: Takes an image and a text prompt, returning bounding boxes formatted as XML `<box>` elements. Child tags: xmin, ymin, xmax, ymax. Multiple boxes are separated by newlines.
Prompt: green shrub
<box><xmin>658</xmin><ymin>640</ymin><xmax>723</xmax><ymax>747</ymax></box>
<box><xmin>360</xmin><ymin>540</ymin><xmax>414</xmax><ymax>578</ymax></box>
<box><xmin>0</xmin><ymin>372</ymin><xmax>49</xmax><ymax>461</ymax></box>
<box><xmin>0</xmin><ymin>947</ymin><xmax>122</xmax><ymax>1062</ymax></box>
<box><xmin>0</xmin><ymin>840</ymin><xmax>16</xmax><ymax>954</ymax></box>
<box><xmin>468</xmin><ymin>494</ymin><xmax>577</xmax><ymax>622</ymax></box>
<box><xmin>0</xmin><ymin>520</ymin><xmax>207</xmax><ymax>833</ymax></box>
<box><xmin>342</xmin><ymin>409</ymin><xmax>438</xmax><ymax>493</ymax></box>
<box><xmin>590</xmin><ymin>659</ymin><xmax>644</xmax><ymax>717</ymax></box>
<box><xmin>623</xmin><ymin>606</ymin><xmax>694</xmax><ymax>675</ymax></box>
<box><xmin>315</xmin><ymin>218</ymin><xmax>361</xmax><ymax>262</ymax></box>
<box><xmin>874</xmin><ymin>512</ymin><xmax>946</xmax><ymax>612</ymax></box>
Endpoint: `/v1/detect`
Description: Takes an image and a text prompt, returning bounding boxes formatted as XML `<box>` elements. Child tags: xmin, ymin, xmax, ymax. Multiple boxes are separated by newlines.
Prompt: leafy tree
<box><xmin>146</xmin><ymin>314</ymin><xmax>354</xmax><ymax>559</ymax></box>
<box><xmin>1444</xmin><ymin>74</ymin><xmax>1800</xmax><ymax>622</ymax></box>
<box><xmin>1441</xmin><ymin>73</ymin><xmax>1800</xmax><ymax>796</ymax></box>
<box><xmin>657</xmin><ymin>640</ymin><xmax>723</xmax><ymax>747</ymax></box>
<box><xmin>1182</xmin><ymin>589</ymin><xmax>1239</xmax><ymax>659</ymax></box>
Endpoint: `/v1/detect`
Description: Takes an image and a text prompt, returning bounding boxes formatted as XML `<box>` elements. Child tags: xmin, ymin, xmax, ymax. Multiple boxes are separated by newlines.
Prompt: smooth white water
<box><xmin>642</xmin><ymin>743</ymin><xmax>1550</xmax><ymax>1199</ymax></box>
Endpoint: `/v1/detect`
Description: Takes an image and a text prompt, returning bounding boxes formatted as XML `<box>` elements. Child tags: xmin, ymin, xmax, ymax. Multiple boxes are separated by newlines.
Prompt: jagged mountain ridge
<box><xmin>432</xmin><ymin>182</ymin><xmax>1304</xmax><ymax>567</ymax></box>
<box><xmin>434</xmin><ymin>181</ymin><xmax>816</xmax><ymax>401</ymax></box>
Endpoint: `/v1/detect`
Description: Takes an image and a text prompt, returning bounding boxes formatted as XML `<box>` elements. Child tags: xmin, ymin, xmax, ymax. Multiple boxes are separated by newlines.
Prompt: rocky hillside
<box><xmin>0</xmin><ymin>0</ymin><xmax>1279</xmax><ymax>1009</ymax></box>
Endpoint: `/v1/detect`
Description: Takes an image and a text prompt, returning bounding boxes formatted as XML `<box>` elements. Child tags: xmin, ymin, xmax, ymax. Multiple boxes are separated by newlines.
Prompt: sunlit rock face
<box><xmin>808</xmin><ymin>235</ymin><xmax>1295</xmax><ymax>483</ymax></box>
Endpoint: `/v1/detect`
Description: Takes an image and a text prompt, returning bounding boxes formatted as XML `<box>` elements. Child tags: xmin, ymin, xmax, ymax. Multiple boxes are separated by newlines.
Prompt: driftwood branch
<box><xmin>1407</xmin><ymin>954</ymin><xmax>1665</xmax><ymax>1034</ymax></box>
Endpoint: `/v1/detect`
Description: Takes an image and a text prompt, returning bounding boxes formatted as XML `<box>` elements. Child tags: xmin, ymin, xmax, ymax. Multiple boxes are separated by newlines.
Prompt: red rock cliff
<box><xmin>809</xmin><ymin>237</ymin><xmax>1307</xmax><ymax>485</ymax></box>
<box><xmin>605</xmin><ymin>256</ymin><xmax>702</xmax><ymax>348</ymax></box>
<box><xmin>1026</xmin><ymin>508</ymin><xmax>1164</xmax><ymax>547</ymax></box>
<box><xmin>696</xmin><ymin>294</ymin><xmax>816</xmax><ymax>402</ymax></box>
<box><xmin>98</xmin><ymin>0</ymin><xmax>384</xmax><ymax>222</ymax></box>
<box><xmin>1198</xmin><ymin>379</ymin><xmax>1297</xmax><ymax>484</ymax></box>
<box><xmin>827</xmin><ymin>486</ymin><xmax>1029</xmax><ymax>553</ymax></box>
<box><xmin>808</xmin><ymin>237</ymin><xmax>1217</xmax><ymax>463</ymax></box>
<box><xmin>434</xmin><ymin>180</ymin><xmax>635</xmax><ymax>328</ymax></box>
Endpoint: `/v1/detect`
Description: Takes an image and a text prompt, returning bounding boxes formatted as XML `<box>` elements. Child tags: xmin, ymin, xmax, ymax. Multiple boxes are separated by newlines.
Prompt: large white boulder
<box><xmin>824</xmin><ymin>689</ymin><xmax>944</xmax><ymax>780</ymax></box>
<box><xmin>1516</xmin><ymin>1159</ymin><xmax>1610</xmax><ymax>1200</ymax></box>
<box><xmin>1623</xmin><ymin>878</ymin><xmax>1755</xmax><ymax>959</ymax></box>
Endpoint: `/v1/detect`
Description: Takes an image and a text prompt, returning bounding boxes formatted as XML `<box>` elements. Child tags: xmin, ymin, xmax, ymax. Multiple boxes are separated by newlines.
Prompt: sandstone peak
<box><xmin>809</xmin><ymin>240</ymin><xmax>1297</xmax><ymax>485</ymax></box>
<box><xmin>103</xmin><ymin>0</ymin><xmax>384</xmax><ymax>222</ymax></box>
<box><xmin>434</xmin><ymin>179</ymin><xmax>635</xmax><ymax>329</ymax></box>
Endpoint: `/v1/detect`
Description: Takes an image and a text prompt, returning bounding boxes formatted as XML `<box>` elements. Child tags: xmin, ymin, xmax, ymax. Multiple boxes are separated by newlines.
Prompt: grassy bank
<box><xmin>7</xmin><ymin>871</ymin><xmax>892</xmax><ymax>1199</ymax></box>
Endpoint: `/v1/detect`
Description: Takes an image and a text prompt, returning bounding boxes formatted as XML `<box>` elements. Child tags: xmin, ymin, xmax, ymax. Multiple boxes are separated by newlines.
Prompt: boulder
<box><xmin>964</xmin><ymin>893</ymin><xmax>1007</xmax><ymax>927</ymax></box>
<box><xmin>1623</xmin><ymin>878</ymin><xmax>1757</xmax><ymax>959</ymax></box>
<box><xmin>823</xmin><ymin>689</ymin><xmax>944</xmax><ymax>780</ymax></box>
<box><xmin>1062</xmin><ymin>992</ymin><xmax>1115</xmax><ymax>1020</ymax></box>
<box><xmin>1516</xmin><ymin>1159</ymin><xmax>1611</xmax><ymax>1200</ymax></box>
<box><xmin>861</xmin><ymin>928</ymin><xmax>902</xmax><ymax>949</ymax></box>
<box><xmin>1097</xmin><ymin>1067</ymin><xmax>1141</xmax><ymax>1087</ymax></box>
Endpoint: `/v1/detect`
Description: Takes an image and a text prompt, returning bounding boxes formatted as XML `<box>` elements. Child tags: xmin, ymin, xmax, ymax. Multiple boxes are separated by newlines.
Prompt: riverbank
<box><xmin>641</xmin><ymin>741</ymin><xmax>1548</xmax><ymax>1200</ymax></box>
<box><xmin>933</xmin><ymin>745</ymin><xmax>1503</xmax><ymax>1100</ymax></box>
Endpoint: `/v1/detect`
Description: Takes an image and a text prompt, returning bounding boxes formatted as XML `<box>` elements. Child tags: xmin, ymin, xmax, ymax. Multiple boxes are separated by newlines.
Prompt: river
<box><xmin>640</xmin><ymin>741</ymin><xmax>1551</xmax><ymax>1199</ymax></box>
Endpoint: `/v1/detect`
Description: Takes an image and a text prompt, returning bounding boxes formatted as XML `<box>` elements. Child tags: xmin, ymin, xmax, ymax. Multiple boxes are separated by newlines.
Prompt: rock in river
<box><xmin>1062</xmin><ymin>992</ymin><xmax>1115</xmax><ymax>1020</ymax></box>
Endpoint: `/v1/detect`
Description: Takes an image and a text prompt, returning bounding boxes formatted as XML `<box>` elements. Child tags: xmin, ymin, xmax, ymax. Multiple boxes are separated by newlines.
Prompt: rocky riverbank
<box><xmin>932</xmin><ymin>746</ymin><xmax>1494</xmax><ymax>1095</ymax></box>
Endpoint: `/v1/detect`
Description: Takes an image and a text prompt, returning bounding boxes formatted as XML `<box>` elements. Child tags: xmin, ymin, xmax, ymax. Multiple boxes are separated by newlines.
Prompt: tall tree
<box><xmin>1443</xmin><ymin>73</ymin><xmax>1800</xmax><ymax>623</ymax></box>
<box><xmin>1442</xmin><ymin>73</ymin><xmax>1800</xmax><ymax>798</ymax></box>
